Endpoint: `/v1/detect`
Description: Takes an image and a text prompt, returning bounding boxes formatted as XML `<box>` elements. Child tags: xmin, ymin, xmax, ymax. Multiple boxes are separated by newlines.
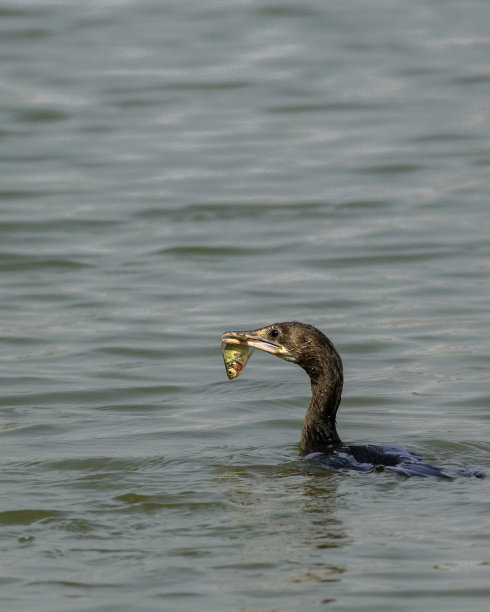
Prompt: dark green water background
<box><xmin>1</xmin><ymin>1</ymin><xmax>489</xmax><ymax>610</ymax></box>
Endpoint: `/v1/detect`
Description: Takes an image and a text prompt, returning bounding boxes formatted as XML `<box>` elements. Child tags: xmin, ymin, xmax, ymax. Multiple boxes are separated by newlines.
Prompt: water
<box><xmin>1</xmin><ymin>0</ymin><xmax>489</xmax><ymax>609</ymax></box>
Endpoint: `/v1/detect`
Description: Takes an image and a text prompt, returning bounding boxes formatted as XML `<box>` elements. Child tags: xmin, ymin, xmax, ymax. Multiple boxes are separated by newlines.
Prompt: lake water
<box><xmin>1</xmin><ymin>1</ymin><xmax>489</xmax><ymax>610</ymax></box>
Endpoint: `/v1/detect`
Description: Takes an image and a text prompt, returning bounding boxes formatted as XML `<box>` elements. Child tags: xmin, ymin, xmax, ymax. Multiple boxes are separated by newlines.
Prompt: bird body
<box><xmin>221</xmin><ymin>321</ymin><xmax>484</xmax><ymax>478</ymax></box>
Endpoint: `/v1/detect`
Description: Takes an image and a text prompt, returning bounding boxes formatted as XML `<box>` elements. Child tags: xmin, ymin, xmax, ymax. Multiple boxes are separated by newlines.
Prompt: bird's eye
<box><xmin>270</xmin><ymin>328</ymin><xmax>279</xmax><ymax>338</ymax></box>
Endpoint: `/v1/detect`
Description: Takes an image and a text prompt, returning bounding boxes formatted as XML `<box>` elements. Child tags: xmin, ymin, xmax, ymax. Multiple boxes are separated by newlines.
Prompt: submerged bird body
<box><xmin>221</xmin><ymin>321</ymin><xmax>484</xmax><ymax>478</ymax></box>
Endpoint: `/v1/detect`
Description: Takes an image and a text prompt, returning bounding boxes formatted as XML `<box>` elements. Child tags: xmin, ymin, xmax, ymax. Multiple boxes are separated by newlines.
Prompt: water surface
<box><xmin>1</xmin><ymin>1</ymin><xmax>489</xmax><ymax>610</ymax></box>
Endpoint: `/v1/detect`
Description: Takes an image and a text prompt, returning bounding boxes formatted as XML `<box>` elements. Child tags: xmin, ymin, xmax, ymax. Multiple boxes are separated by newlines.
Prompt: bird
<box><xmin>221</xmin><ymin>321</ymin><xmax>484</xmax><ymax>478</ymax></box>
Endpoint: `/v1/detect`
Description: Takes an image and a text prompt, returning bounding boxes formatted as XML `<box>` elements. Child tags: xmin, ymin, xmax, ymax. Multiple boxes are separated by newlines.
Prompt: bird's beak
<box><xmin>220</xmin><ymin>329</ymin><xmax>292</xmax><ymax>360</ymax></box>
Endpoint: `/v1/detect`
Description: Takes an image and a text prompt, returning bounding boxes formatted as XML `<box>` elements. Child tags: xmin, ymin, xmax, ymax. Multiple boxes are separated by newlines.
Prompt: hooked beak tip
<box><xmin>220</xmin><ymin>331</ymin><xmax>249</xmax><ymax>344</ymax></box>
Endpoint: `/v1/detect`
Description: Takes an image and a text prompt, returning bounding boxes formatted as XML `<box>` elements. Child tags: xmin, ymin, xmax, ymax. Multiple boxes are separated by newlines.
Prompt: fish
<box><xmin>221</xmin><ymin>339</ymin><xmax>254</xmax><ymax>380</ymax></box>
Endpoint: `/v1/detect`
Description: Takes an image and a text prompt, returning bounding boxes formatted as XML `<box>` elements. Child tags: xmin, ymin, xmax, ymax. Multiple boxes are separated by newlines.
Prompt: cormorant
<box><xmin>221</xmin><ymin>321</ymin><xmax>484</xmax><ymax>478</ymax></box>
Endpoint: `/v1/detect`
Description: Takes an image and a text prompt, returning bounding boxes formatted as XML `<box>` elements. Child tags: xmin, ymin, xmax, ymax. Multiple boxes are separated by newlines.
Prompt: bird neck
<box><xmin>300</xmin><ymin>371</ymin><xmax>343</xmax><ymax>455</ymax></box>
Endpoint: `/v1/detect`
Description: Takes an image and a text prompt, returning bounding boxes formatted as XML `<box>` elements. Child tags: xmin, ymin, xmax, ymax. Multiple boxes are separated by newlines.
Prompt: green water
<box><xmin>1</xmin><ymin>1</ymin><xmax>489</xmax><ymax>610</ymax></box>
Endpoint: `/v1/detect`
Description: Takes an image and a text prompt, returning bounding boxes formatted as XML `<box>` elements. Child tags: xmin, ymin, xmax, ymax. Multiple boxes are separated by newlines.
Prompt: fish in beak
<box><xmin>220</xmin><ymin>338</ymin><xmax>254</xmax><ymax>379</ymax></box>
<box><xmin>220</xmin><ymin>325</ymin><xmax>295</xmax><ymax>379</ymax></box>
